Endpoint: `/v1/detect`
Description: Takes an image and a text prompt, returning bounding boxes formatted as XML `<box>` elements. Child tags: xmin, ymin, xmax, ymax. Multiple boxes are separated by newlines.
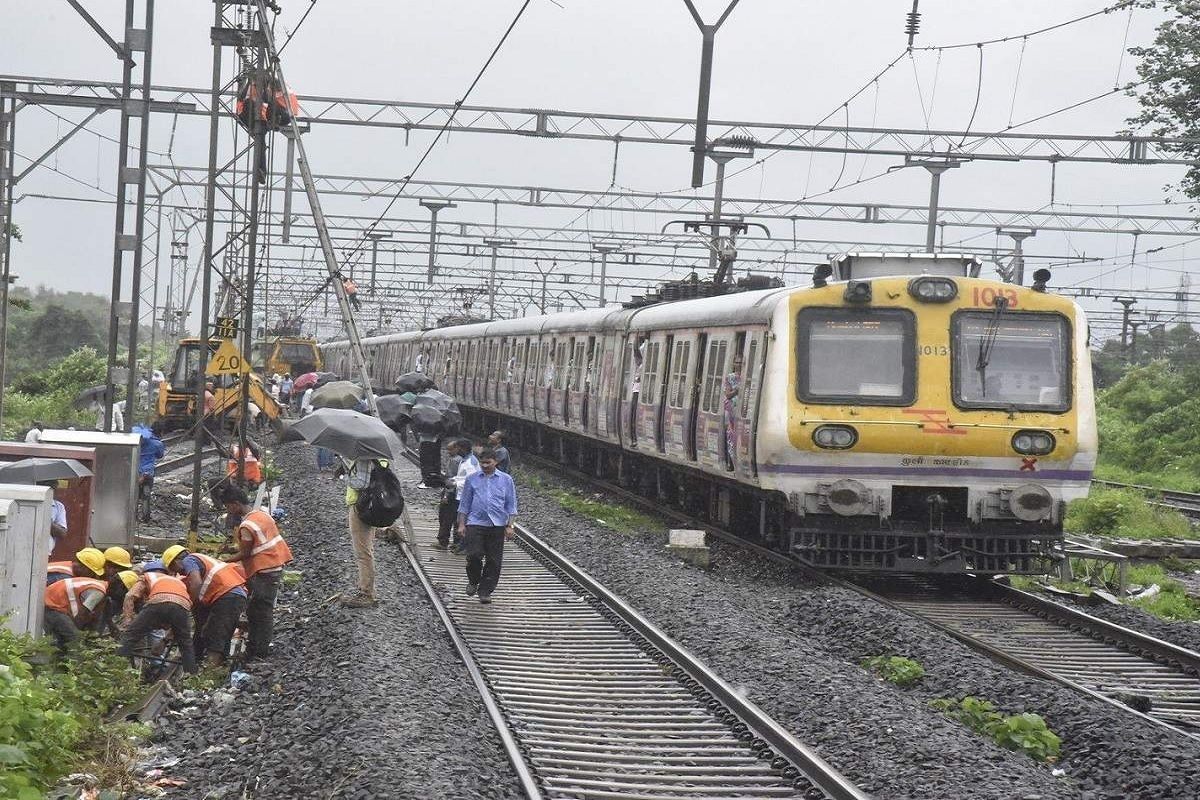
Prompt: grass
<box><xmin>1065</xmin><ymin>488</ymin><xmax>1194</xmax><ymax>541</ymax></box>
<box><xmin>1094</xmin><ymin>463</ymin><xmax>1200</xmax><ymax>494</ymax></box>
<box><xmin>516</xmin><ymin>467</ymin><xmax>664</xmax><ymax>534</ymax></box>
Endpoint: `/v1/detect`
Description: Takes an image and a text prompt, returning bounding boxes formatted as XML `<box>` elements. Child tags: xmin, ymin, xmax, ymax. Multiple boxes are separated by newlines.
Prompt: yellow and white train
<box><xmin>325</xmin><ymin>253</ymin><xmax>1096</xmax><ymax>574</ymax></box>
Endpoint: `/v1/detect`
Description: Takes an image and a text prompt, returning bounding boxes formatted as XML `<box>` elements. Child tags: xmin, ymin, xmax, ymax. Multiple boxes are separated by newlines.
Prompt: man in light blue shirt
<box><xmin>456</xmin><ymin>449</ymin><xmax>518</xmax><ymax>604</ymax></box>
<box><xmin>40</xmin><ymin>480</ymin><xmax>68</xmax><ymax>554</ymax></box>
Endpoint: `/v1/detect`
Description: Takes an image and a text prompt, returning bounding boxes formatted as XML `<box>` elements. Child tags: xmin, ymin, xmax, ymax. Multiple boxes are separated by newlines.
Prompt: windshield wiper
<box><xmin>975</xmin><ymin>295</ymin><xmax>1009</xmax><ymax>396</ymax></box>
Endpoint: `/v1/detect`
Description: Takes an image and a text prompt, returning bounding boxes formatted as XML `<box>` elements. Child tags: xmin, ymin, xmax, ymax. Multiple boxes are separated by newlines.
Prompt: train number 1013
<box><xmin>971</xmin><ymin>287</ymin><xmax>1019</xmax><ymax>308</ymax></box>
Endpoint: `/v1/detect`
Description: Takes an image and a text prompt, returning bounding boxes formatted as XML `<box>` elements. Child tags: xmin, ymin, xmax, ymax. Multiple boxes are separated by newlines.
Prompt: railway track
<box><xmin>398</xmin><ymin>456</ymin><xmax>867</xmax><ymax>799</ymax></box>
<box><xmin>157</xmin><ymin>447</ymin><xmax>219</xmax><ymax>473</ymax></box>
<box><xmin>1092</xmin><ymin>479</ymin><xmax>1200</xmax><ymax>520</ymax></box>
<box><xmin>511</xmin><ymin>449</ymin><xmax>1200</xmax><ymax>742</ymax></box>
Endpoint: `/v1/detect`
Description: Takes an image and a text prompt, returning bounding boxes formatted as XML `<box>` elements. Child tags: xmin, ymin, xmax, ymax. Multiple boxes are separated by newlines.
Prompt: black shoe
<box><xmin>465</xmin><ymin>583</ymin><xmax>479</xmax><ymax>597</ymax></box>
<box><xmin>433</xmin><ymin>542</ymin><xmax>449</xmax><ymax>550</ymax></box>
<box><xmin>479</xmin><ymin>593</ymin><xmax>492</xmax><ymax>604</ymax></box>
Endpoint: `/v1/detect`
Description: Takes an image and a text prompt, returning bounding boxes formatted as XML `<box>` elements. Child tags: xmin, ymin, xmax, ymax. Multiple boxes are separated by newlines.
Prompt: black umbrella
<box><xmin>73</xmin><ymin>384</ymin><xmax>110</xmax><ymax>410</ymax></box>
<box><xmin>288</xmin><ymin>408</ymin><xmax>402</xmax><ymax>461</ymax></box>
<box><xmin>414</xmin><ymin>389</ymin><xmax>457</xmax><ymax>411</ymax></box>
<box><xmin>374</xmin><ymin>394</ymin><xmax>410</xmax><ymax>431</ymax></box>
<box><xmin>313</xmin><ymin>371</ymin><xmax>341</xmax><ymax>388</ymax></box>
<box><xmin>0</xmin><ymin>457</ymin><xmax>93</xmax><ymax>483</ymax></box>
<box><xmin>396</xmin><ymin>372</ymin><xmax>437</xmax><ymax>394</ymax></box>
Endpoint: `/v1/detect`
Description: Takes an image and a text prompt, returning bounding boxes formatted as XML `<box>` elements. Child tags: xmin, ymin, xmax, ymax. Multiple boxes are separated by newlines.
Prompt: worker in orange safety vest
<box><xmin>117</xmin><ymin>563</ymin><xmax>197</xmax><ymax>673</ymax></box>
<box><xmin>43</xmin><ymin>575</ymin><xmax>110</xmax><ymax>650</ymax></box>
<box><xmin>221</xmin><ymin>487</ymin><xmax>292</xmax><ymax>659</ymax></box>
<box><xmin>163</xmin><ymin>545</ymin><xmax>248</xmax><ymax>667</ymax></box>
<box><xmin>226</xmin><ymin>441</ymin><xmax>263</xmax><ymax>485</ymax></box>
<box><xmin>45</xmin><ymin>547</ymin><xmax>106</xmax><ymax>585</ymax></box>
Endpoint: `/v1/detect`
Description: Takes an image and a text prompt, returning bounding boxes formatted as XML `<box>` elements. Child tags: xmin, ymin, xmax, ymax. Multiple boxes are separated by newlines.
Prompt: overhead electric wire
<box><xmin>339</xmin><ymin>0</ymin><xmax>534</xmax><ymax>275</ymax></box>
<box><xmin>277</xmin><ymin>0</ymin><xmax>318</xmax><ymax>56</ymax></box>
<box><xmin>911</xmin><ymin>1</ymin><xmax>1136</xmax><ymax>52</ymax></box>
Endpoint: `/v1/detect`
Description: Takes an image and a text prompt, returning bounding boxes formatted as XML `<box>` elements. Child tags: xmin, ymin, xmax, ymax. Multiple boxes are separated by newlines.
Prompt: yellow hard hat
<box><xmin>75</xmin><ymin>548</ymin><xmax>106</xmax><ymax>577</ymax></box>
<box><xmin>117</xmin><ymin>570</ymin><xmax>139</xmax><ymax>590</ymax></box>
<box><xmin>161</xmin><ymin>544</ymin><xmax>187</xmax><ymax>568</ymax></box>
<box><xmin>104</xmin><ymin>546</ymin><xmax>133</xmax><ymax>569</ymax></box>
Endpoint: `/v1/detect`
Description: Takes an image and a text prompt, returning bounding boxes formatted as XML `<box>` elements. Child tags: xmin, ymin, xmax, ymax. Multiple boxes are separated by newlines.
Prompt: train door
<box><xmin>634</xmin><ymin>336</ymin><xmax>663</xmax><ymax>448</ymax></box>
<box><xmin>595</xmin><ymin>334</ymin><xmax>616</xmax><ymax>441</ymax></box>
<box><xmin>696</xmin><ymin>334</ymin><xmax>730</xmax><ymax>470</ymax></box>
<box><xmin>736</xmin><ymin>330</ymin><xmax>766</xmax><ymax>479</ymax></box>
<box><xmin>655</xmin><ymin>334</ymin><xmax>674</xmax><ymax>453</ymax></box>
<box><xmin>567</xmin><ymin>337</ymin><xmax>587</xmax><ymax>429</ymax></box>
<box><xmin>664</xmin><ymin>336</ymin><xmax>693</xmax><ymax>459</ymax></box>
<box><xmin>685</xmin><ymin>332</ymin><xmax>707</xmax><ymax>462</ymax></box>
<box><xmin>549</xmin><ymin>338</ymin><xmax>569</xmax><ymax>426</ymax></box>
<box><xmin>583</xmin><ymin>335</ymin><xmax>597</xmax><ymax>433</ymax></box>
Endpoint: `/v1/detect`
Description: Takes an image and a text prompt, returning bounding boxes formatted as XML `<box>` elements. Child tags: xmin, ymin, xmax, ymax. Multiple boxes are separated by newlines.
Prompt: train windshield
<box><xmin>953</xmin><ymin>312</ymin><xmax>1070</xmax><ymax>411</ymax></box>
<box><xmin>796</xmin><ymin>308</ymin><xmax>915</xmax><ymax>405</ymax></box>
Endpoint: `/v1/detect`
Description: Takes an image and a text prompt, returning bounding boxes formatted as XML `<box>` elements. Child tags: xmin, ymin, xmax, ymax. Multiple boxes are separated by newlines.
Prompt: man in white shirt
<box><xmin>40</xmin><ymin>480</ymin><xmax>68</xmax><ymax>553</ymax></box>
<box><xmin>24</xmin><ymin>421</ymin><xmax>44</xmax><ymax>443</ymax></box>
<box><xmin>95</xmin><ymin>401</ymin><xmax>125</xmax><ymax>432</ymax></box>
<box><xmin>300</xmin><ymin>387</ymin><xmax>314</xmax><ymax>416</ymax></box>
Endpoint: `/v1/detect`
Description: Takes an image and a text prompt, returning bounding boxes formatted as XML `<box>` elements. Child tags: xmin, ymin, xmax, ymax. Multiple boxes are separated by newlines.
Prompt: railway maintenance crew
<box><xmin>162</xmin><ymin>544</ymin><xmax>248</xmax><ymax>667</ymax></box>
<box><xmin>46</xmin><ymin>547</ymin><xmax>107</xmax><ymax>585</ymax></box>
<box><xmin>43</xmin><ymin>573</ymin><xmax>111</xmax><ymax>650</ymax></box>
<box><xmin>220</xmin><ymin>488</ymin><xmax>293</xmax><ymax>659</ymax></box>
<box><xmin>436</xmin><ymin>438</ymin><xmax>479</xmax><ymax>550</ymax></box>
<box><xmin>457</xmin><ymin>448</ymin><xmax>518</xmax><ymax>604</ymax></box>
<box><xmin>117</xmin><ymin>562</ymin><xmax>197</xmax><ymax>673</ymax></box>
<box><xmin>134</xmin><ymin>424</ymin><xmax>165</xmax><ymax>522</ymax></box>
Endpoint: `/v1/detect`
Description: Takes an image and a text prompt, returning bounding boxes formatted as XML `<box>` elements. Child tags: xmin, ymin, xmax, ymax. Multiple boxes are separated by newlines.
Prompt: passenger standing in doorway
<box><xmin>629</xmin><ymin>338</ymin><xmax>645</xmax><ymax>443</ymax></box>
<box><xmin>723</xmin><ymin>353</ymin><xmax>743</xmax><ymax>471</ymax></box>
<box><xmin>457</xmin><ymin>449</ymin><xmax>518</xmax><ymax>604</ymax></box>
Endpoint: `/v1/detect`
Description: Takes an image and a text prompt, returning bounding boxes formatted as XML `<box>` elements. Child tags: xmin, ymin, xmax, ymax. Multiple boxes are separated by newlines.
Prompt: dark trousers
<box><xmin>138</xmin><ymin>474</ymin><xmax>154</xmax><ymax>522</ymax></box>
<box><xmin>43</xmin><ymin>609</ymin><xmax>80</xmax><ymax>651</ymax></box>
<box><xmin>194</xmin><ymin>592</ymin><xmax>247</xmax><ymax>658</ymax></box>
<box><xmin>437</xmin><ymin>494</ymin><xmax>459</xmax><ymax>546</ymax></box>
<box><xmin>246</xmin><ymin>571</ymin><xmax>281</xmax><ymax>658</ymax></box>
<box><xmin>119</xmin><ymin>602</ymin><xmax>197</xmax><ymax>673</ymax></box>
<box><xmin>464</xmin><ymin>525</ymin><xmax>506</xmax><ymax>595</ymax></box>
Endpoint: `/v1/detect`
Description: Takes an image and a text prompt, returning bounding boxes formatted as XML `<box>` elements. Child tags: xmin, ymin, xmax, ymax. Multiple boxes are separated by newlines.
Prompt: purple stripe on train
<box><xmin>760</xmin><ymin>463</ymin><xmax>1093</xmax><ymax>481</ymax></box>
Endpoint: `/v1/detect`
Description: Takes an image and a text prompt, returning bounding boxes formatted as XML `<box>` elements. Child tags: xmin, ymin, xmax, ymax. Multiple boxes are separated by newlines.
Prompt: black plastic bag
<box><xmin>355</xmin><ymin>464</ymin><xmax>406</xmax><ymax>528</ymax></box>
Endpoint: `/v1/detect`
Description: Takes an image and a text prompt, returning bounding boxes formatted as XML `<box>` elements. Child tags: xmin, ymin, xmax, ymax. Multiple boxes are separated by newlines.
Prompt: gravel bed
<box><xmin>1047</xmin><ymin>592</ymin><xmax>1200</xmax><ymax>655</ymax></box>
<box><xmin>143</xmin><ymin>443</ymin><xmax>522</xmax><ymax>800</ymax></box>
<box><xmin>504</xmin><ymin>463</ymin><xmax>1200</xmax><ymax>800</ymax></box>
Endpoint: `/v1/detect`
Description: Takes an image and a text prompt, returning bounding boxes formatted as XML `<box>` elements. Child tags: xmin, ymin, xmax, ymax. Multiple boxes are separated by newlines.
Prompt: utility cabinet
<box><xmin>0</xmin><ymin>485</ymin><xmax>53</xmax><ymax>637</ymax></box>
<box><xmin>38</xmin><ymin>430</ymin><xmax>140</xmax><ymax>548</ymax></box>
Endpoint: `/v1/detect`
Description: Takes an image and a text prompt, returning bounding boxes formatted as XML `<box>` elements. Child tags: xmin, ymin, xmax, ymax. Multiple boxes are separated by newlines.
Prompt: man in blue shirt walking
<box><xmin>456</xmin><ymin>449</ymin><xmax>518</xmax><ymax>604</ymax></box>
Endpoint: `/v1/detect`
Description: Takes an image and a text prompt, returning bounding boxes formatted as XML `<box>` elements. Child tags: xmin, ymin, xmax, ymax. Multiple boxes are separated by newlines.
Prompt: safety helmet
<box><xmin>104</xmin><ymin>546</ymin><xmax>133</xmax><ymax>569</ymax></box>
<box><xmin>161</xmin><ymin>544</ymin><xmax>187</xmax><ymax>568</ymax></box>
<box><xmin>75</xmin><ymin>548</ymin><xmax>106</xmax><ymax>577</ymax></box>
<box><xmin>116</xmin><ymin>570</ymin><xmax>139</xmax><ymax>590</ymax></box>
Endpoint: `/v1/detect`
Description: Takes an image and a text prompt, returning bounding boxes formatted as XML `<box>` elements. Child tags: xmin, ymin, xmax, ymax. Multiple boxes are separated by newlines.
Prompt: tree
<box><xmin>1128</xmin><ymin>1</ymin><xmax>1200</xmax><ymax>200</ymax></box>
<box><xmin>27</xmin><ymin>304</ymin><xmax>100</xmax><ymax>361</ymax></box>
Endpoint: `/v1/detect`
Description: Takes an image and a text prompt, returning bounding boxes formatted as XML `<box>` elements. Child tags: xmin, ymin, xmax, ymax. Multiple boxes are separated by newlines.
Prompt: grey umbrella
<box><xmin>288</xmin><ymin>409</ymin><xmax>402</xmax><ymax>461</ymax></box>
<box><xmin>310</xmin><ymin>380</ymin><xmax>365</xmax><ymax>410</ymax></box>
<box><xmin>73</xmin><ymin>384</ymin><xmax>110</xmax><ymax>410</ymax></box>
<box><xmin>0</xmin><ymin>457</ymin><xmax>94</xmax><ymax>483</ymax></box>
<box><xmin>375</xmin><ymin>393</ymin><xmax>410</xmax><ymax>431</ymax></box>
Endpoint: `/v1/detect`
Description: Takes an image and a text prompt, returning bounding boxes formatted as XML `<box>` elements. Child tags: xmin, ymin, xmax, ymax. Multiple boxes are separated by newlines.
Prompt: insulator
<box><xmin>905</xmin><ymin>11</ymin><xmax>921</xmax><ymax>38</ymax></box>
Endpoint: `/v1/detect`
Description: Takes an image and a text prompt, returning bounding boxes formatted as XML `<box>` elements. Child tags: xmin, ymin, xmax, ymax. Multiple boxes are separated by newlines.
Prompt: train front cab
<box><xmin>768</xmin><ymin>257</ymin><xmax>1096</xmax><ymax>574</ymax></box>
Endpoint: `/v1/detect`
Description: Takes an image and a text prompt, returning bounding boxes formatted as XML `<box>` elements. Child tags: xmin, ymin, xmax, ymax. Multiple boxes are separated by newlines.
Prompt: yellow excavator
<box><xmin>254</xmin><ymin>335</ymin><xmax>322</xmax><ymax>378</ymax></box>
<box><xmin>154</xmin><ymin>339</ymin><xmax>285</xmax><ymax>434</ymax></box>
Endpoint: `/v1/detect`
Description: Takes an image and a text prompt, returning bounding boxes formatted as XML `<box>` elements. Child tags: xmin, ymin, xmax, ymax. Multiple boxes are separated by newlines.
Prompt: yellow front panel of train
<box><xmin>786</xmin><ymin>277</ymin><xmax>1081</xmax><ymax>459</ymax></box>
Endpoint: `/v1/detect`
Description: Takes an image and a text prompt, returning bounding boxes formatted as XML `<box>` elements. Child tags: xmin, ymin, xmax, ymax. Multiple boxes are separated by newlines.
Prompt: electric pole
<box><xmin>421</xmin><ymin>199</ymin><xmax>455</xmax><ymax>284</ymax></box>
<box><xmin>484</xmin><ymin>237</ymin><xmax>514</xmax><ymax>319</ymax></box>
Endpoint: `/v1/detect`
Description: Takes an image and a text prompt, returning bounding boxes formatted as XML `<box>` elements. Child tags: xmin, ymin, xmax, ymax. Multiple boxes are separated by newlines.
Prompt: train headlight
<box><xmin>827</xmin><ymin>479</ymin><xmax>870</xmax><ymax>516</ymax></box>
<box><xmin>1011</xmin><ymin>430</ymin><xmax>1056</xmax><ymax>456</ymax></box>
<box><xmin>843</xmin><ymin>281</ymin><xmax>872</xmax><ymax>304</ymax></box>
<box><xmin>813</xmin><ymin>424</ymin><xmax>858</xmax><ymax>449</ymax></box>
<box><xmin>1009</xmin><ymin>483</ymin><xmax>1053</xmax><ymax>521</ymax></box>
<box><xmin>908</xmin><ymin>276</ymin><xmax>958</xmax><ymax>303</ymax></box>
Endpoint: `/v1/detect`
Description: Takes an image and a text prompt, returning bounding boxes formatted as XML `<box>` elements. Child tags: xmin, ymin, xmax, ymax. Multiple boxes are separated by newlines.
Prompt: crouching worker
<box><xmin>162</xmin><ymin>544</ymin><xmax>248</xmax><ymax>667</ymax></box>
<box><xmin>220</xmin><ymin>488</ymin><xmax>292</xmax><ymax>660</ymax></box>
<box><xmin>117</xmin><ymin>563</ymin><xmax>197</xmax><ymax>673</ymax></box>
<box><xmin>46</xmin><ymin>547</ymin><xmax>107</xmax><ymax>585</ymax></box>
<box><xmin>43</xmin><ymin>573</ymin><xmax>110</xmax><ymax>651</ymax></box>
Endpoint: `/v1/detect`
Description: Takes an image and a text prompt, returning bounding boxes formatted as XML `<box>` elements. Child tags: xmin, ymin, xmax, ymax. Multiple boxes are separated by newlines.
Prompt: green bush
<box><xmin>861</xmin><ymin>655</ymin><xmax>925</xmax><ymax>687</ymax></box>
<box><xmin>1</xmin><ymin>346</ymin><xmax>108</xmax><ymax>438</ymax></box>
<box><xmin>0</xmin><ymin>626</ymin><xmax>142</xmax><ymax>795</ymax></box>
<box><xmin>931</xmin><ymin>696</ymin><xmax>1061</xmax><ymax>762</ymax></box>
<box><xmin>1065</xmin><ymin>488</ymin><xmax>1193</xmax><ymax>540</ymax></box>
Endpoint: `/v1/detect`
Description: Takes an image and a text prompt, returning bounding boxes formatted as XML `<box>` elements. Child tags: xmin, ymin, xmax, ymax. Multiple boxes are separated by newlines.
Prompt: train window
<box><xmin>952</xmin><ymin>311</ymin><xmax>1070</xmax><ymax>412</ymax></box>
<box><xmin>741</xmin><ymin>337</ymin><xmax>759</xmax><ymax>419</ymax></box>
<box><xmin>554</xmin><ymin>342</ymin><xmax>569</xmax><ymax>390</ymax></box>
<box><xmin>667</xmin><ymin>340</ymin><xmax>691</xmax><ymax>409</ymax></box>
<box><xmin>640</xmin><ymin>341</ymin><xmax>662</xmax><ymax>404</ymax></box>
<box><xmin>796</xmin><ymin>308</ymin><xmax>916</xmax><ymax>405</ymax></box>
<box><xmin>571</xmin><ymin>341</ymin><xmax>587</xmax><ymax>391</ymax></box>
<box><xmin>701</xmin><ymin>339</ymin><xmax>729</xmax><ymax>413</ymax></box>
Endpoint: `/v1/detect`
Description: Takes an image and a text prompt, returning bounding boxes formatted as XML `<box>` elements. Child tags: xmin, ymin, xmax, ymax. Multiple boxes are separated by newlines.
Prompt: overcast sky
<box><xmin>5</xmin><ymin>0</ymin><xmax>1192</xmax><ymax>337</ymax></box>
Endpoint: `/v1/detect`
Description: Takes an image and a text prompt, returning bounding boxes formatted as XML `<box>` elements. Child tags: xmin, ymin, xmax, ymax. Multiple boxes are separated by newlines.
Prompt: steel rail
<box><xmin>398</xmin><ymin>535</ymin><xmax>544</xmax><ymax>800</ymax></box>
<box><xmin>1092</xmin><ymin>478</ymin><xmax>1200</xmax><ymax>520</ymax></box>
<box><xmin>398</xmin><ymin>450</ymin><xmax>867</xmax><ymax>799</ymax></box>
<box><xmin>511</xmin><ymin>448</ymin><xmax>1200</xmax><ymax>741</ymax></box>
